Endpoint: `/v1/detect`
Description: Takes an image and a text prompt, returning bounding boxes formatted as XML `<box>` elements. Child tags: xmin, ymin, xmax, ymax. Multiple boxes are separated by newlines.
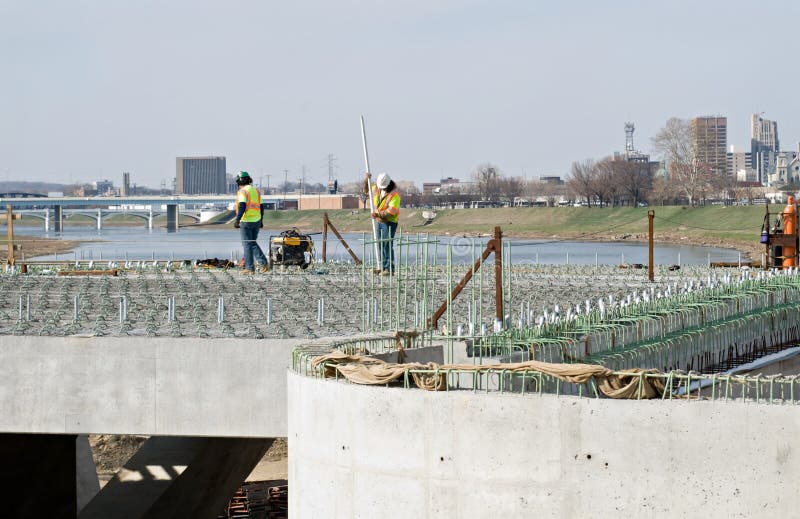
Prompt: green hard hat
<box><xmin>237</xmin><ymin>171</ymin><xmax>250</xmax><ymax>180</ymax></box>
<box><xmin>236</xmin><ymin>171</ymin><xmax>251</xmax><ymax>184</ymax></box>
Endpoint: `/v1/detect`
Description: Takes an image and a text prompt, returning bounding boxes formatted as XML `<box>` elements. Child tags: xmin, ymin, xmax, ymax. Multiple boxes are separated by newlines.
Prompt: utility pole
<box><xmin>301</xmin><ymin>165</ymin><xmax>307</xmax><ymax>195</ymax></box>
<box><xmin>327</xmin><ymin>153</ymin><xmax>338</xmax><ymax>193</ymax></box>
<box><xmin>265</xmin><ymin>174</ymin><xmax>271</xmax><ymax>195</ymax></box>
<box><xmin>283</xmin><ymin>169</ymin><xmax>288</xmax><ymax>207</ymax></box>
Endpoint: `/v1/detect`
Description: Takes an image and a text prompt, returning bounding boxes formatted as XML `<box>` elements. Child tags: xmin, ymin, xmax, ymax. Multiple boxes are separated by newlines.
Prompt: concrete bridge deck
<box><xmin>0</xmin><ymin>335</ymin><xmax>297</xmax><ymax>518</ymax></box>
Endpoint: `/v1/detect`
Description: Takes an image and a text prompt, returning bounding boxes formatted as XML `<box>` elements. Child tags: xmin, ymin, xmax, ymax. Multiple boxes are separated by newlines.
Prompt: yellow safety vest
<box><xmin>371</xmin><ymin>185</ymin><xmax>401</xmax><ymax>223</ymax></box>
<box><xmin>372</xmin><ymin>184</ymin><xmax>400</xmax><ymax>223</ymax></box>
<box><xmin>237</xmin><ymin>185</ymin><xmax>262</xmax><ymax>222</ymax></box>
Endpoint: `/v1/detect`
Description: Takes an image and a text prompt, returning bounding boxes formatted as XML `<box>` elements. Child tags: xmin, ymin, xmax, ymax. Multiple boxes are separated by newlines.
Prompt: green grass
<box><xmin>262</xmin><ymin>206</ymin><xmax>766</xmax><ymax>247</ymax></box>
<box><xmin>11</xmin><ymin>205</ymin><xmax>772</xmax><ymax>252</ymax></box>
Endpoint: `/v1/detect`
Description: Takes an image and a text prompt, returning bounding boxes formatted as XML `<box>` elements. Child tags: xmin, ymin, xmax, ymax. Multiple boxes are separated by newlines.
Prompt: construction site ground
<box><xmin>90</xmin><ymin>435</ymin><xmax>288</xmax><ymax>488</ymax></box>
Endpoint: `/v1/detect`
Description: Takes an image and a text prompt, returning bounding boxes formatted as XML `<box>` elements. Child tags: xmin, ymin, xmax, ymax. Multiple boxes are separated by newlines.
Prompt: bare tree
<box><xmin>497</xmin><ymin>176</ymin><xmax>525</xmax><ymax>204</ymax></box>
<box><xmin>593</xmin><ymin>159</ymin><xmax>622</xmax><ymax>206</ymax></box>
<box><xmin>472</xmin><ymin>163</ymin><xmax>503</xmax><ymax>201</ymax></box>
<box><xmin>613</xmin><ymin>160</ymin><xmax>652</xmax><ymax>206</ymax></box>
<box><xmin>567</xmin><ymin>159</ymin><xmax>595</xmax><ymax>206</ymax></box>
<box><xmin>651</xmin><ymin>117</ymin><xmax>709</xmax><ymax>205</ymax></box>
<box><xmin>709</xmin><ymin>171</ymin><xmax>737</xmax><ymax>204</ymax></box>
<box><xmin>647</xmin><ymin>176</ymin><xmax>678</xmax><ymax>206</ymax></box>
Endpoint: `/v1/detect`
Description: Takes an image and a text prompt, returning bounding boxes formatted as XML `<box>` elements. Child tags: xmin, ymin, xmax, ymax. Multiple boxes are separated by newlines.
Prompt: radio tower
<box><xmin>326</xmin><ymin>153</ymin><xmax>338</xmax><ymax>194</ymax></box>
<box><xmin>624</xmin><ymin>122</ymin><xmax>635</xmax><ymax>157</ymax></box>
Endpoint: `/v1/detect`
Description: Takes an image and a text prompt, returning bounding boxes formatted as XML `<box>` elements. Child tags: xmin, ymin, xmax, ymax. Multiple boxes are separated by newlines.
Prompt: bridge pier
<box><xmin>96</xmin><ymin>208</ymin><xmax>102</xmax><ymax>231</ymax></box>
<box><xmin>166</xmin><ymin>204</ymin><xmax>178</xmax><ymax>232</ymax></box>
<box><xmin>54</xmin><ymin>205</ymin><xmax>63</xmax><ymax>232</ymax></box>
<box><xmin>45</xmin><ymin>210</ymin><xmax>50</xmax><ymax>232</ymax></box>
<box><xmin>148</xmin><ymin>208</ymin><xmax>153</xmax><ymax>230</ymax></box>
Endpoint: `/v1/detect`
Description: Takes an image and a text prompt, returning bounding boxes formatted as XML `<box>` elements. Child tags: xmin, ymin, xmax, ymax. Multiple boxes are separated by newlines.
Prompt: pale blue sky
<box><xmin>2</xmin><ymin>0</ymin><xmax>799</xmax><ymax>189</ymax></box>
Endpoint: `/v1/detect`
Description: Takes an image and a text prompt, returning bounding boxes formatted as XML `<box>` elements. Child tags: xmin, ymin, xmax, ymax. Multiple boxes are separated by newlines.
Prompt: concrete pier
<box><xmin>54</xmin><ymin>205</ymin><xmax>63</xmax><ymax>232</ymax></box>
<box><xmin>288</xmin><ymin>372</ymin><xmax>800</xmax><ymax>518</ymax></box>
<box><xmin>166</xmin><ymin>204</ymin><xmax>178</xmax><ymax>232</ymax></box>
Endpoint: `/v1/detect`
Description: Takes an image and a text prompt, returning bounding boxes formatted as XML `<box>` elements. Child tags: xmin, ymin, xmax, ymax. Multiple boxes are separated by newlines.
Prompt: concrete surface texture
<box><xmin>0</xmin><ymin>336</ymin><xmax>299</xmax><ymax>437</ymax></box>
<box><xmin>288</xmin><ymin>372</ymin><xmax>800</xmax><ymax>518</ymax></box>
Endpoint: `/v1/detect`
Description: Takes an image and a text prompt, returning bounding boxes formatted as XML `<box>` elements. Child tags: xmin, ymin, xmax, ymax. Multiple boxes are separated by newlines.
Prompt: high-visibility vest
<box><xmin>371</xmin><ymin>185</ymin><xmax>401</xmax><ymax>223</ymax></box>
<box><xmin>237</xmin><ymin>185</ymin><xmax>262</xmax><ymax>222</ymax></box>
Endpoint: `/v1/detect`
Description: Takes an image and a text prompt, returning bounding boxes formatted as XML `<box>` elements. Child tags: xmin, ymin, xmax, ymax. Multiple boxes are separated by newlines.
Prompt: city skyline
<box><xmin>3</xmin><ymin>1</ymin><xmax>800</xmax><ymax>188</ymax></box>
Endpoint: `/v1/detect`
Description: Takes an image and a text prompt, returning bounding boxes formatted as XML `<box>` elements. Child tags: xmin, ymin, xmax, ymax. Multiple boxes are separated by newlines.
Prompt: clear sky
<box><xmin>2</xmin><ymin>0</ymin><xmax>799</xmax><ymax>189</ymax></box>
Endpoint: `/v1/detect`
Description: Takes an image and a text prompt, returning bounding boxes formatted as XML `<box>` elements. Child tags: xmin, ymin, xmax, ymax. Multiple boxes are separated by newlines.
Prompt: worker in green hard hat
<box><xmin>234</xmin><ymin>171</ymin><xmax>268</xmax><ymax>274</ymax></box>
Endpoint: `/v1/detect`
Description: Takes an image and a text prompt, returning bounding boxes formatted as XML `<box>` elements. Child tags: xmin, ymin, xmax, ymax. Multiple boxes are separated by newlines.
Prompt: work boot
<box><xmin>257</xmin><ymin>264</ymin><xmax>269</xmax><ymax>273</ymax></box>
<box><xmin>373</xmin><ymin>268</ymin><xmax>382</xmax><ymax>275</ymax></box>
<box><xmin>240</xmin><ymin>269</ymin><xmax>254</xmax><ymax>276</ymax></box>
<box><xmin>381</xmin><ymin>269</ymin><xmax>391</xmax><ymax>276</ymax></box>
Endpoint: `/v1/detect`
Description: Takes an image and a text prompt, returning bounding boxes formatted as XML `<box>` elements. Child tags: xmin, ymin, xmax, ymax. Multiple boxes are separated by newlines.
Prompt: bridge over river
<box><xmin>1</xmin><ymin>195</ymin><xmax>302</xmax><ymax>231</ymax></box>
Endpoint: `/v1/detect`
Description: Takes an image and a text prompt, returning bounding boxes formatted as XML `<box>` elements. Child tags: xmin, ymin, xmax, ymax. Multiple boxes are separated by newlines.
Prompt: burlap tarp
<box><xmin>310</xmin><ymin>350</ymin><xmax>666</xmax><ymax>399</ymax></box>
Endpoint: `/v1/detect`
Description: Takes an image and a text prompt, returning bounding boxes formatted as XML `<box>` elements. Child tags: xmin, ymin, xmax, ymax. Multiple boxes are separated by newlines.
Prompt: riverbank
<box><xmin>7</xmin><ymin>205</ymin><xmax>767</xmax><ymax>262</ymax></box>
<box><xmin>1</xmin><ymin>235</ymin><xmax>81</xmax><ymax>262</ymax></box>
<box><xmin>259</xmin><ymin>205</ymin><xmax>767</xmax><ymax>260</ymax></box>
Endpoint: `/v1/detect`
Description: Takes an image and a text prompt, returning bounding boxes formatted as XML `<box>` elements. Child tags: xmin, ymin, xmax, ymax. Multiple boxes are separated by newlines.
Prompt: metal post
<box><xmin>6</xmin><ymin>205</ymin><xmax>15</xmax><ymax>267</ymax></box>
<box><xmin>648</xmin><ymin>210</ymin><xmax>654</xmax><ymax>282</ymax></box>
<box><xmin>322</xmin><ymin>213</ymin><xmax>328</xmax><ymax>262</ymax></box>
<box><xmin>494</xmin><ymin>226</ymin><xmax>503</xmax><ymax>325</ymax></box>
<box><xmin>360</xmin><ymin>116</ymin><xmax>381</xmax><ymax>269</ymax></box>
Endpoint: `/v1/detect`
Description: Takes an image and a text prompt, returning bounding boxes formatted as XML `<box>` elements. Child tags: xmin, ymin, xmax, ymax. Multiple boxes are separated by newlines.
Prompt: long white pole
<box><xmin>361</xmin><ymin>116</ymin><xmax>381</xmax><ymax>268</ymax></box>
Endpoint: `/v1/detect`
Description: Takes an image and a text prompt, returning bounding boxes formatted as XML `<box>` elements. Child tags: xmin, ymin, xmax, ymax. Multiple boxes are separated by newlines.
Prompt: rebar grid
<box><xmin>298</xmin><ymin>356</ymin><xmax>800</xmax><ymax>404</ymax></box>
<box><xmin>0</xmin><ymin>265</ymin><xmax>709</xmax><ymax>339</ymax></box>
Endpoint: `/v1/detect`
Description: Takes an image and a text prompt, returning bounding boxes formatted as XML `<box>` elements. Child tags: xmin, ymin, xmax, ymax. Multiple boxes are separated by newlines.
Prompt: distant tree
<box><xmin>399</xmin><ymin>183</ymin><xmax>422</xmax><ymax>207</ymax></box>
<box><xmin>497</xmin><ymin>176</ymin><xmax>525</xmax><ymax>204</ymax></box>
<box><xmin>647</xmin><ymin>176</ymin><xmax>678</xmax><ymax>206</ymax></box>
<box><xmin>338</xmin><ymin>180</ymin><xmax>364</xmax><ymax>195</ymax></box>
<box><xmin>709</xmin><ymin>172</ymin><xmax>737</xmax><ymax>204</ymax></box>
<box><xmin>472</xmin><ymin>163</ymin><xmax>502</xmax><ymax>201</ymax></box>
<box><xmin>538</xmin><ymin>182</ymin><xmax>567</xmax><ymax>206</ymax></box>
<box><xmin>612</xmin><ymin>160</ymin><xmax>652</xmax><ymax>206</ymax></box>
<box><xmin>651</xmin><ymin>117</ymin><xmax>709</xmax><ymax>206</ymax></box>
<box><xmin>593</xmin><ymin>159</ymin><xmax>623</xmax><ymax>206</ymax></box>
<box><xmin>567</xmin><ymin>159</ymin><xmax>595</xmax><ymax>206</ymax></box>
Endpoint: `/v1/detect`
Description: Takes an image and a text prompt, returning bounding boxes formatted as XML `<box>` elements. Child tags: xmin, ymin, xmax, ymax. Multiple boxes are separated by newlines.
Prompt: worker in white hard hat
<box><xmin>364</xmin><ymin>171</ymin><xmax>401</xmax><ymax>275</ymax></box>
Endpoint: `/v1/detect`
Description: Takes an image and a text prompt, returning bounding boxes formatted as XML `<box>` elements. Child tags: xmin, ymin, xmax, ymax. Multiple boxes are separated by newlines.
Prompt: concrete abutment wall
<box><xmin>288</xmin><ymin>372</ymin><xmax>800</xmax><ymax>518</ymax></box>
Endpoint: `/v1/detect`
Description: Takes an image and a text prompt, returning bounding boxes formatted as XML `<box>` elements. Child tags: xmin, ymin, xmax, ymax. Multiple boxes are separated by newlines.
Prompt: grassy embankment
<box><xmin>258</xmin><ymin>205</ymin><xmax>768</xmax><ymax>257</ymax></box>
<box><xmin>4</xmin><ymin>205</ymin><xmax>770</xmax><ymax>261</ymax></box>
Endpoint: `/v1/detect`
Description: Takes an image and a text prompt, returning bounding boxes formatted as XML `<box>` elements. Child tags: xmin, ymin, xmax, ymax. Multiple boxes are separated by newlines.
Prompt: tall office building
<box><xmin>750</xmin><ymin>114</ymin><xmax>779</xmax><ymax>184</ymax></box>
<box><xmin>95</xmin><ymin>179</ymin><xmax>114</xmax><ymax>195</ymax></box>
<box><xmin>121</xmin><ymin>172</ymin><xmax>131</xmax><ymax>196</ymax></box>
<box><xmin>175</xmin><ymin>156</ymin><xmax>226</xmax><ymax>194</ymax></box>
<box><xmin>690</xmin><ymin>116</ymin><xmax>727</xmax><ymax>176</ymax></box>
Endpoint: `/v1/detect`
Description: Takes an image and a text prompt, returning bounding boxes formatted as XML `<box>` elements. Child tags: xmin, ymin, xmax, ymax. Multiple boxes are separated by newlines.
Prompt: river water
<box><xmin>7</xmin><ymin>225</ymin><xmax>740</xmax><ymax>265</ymax></box>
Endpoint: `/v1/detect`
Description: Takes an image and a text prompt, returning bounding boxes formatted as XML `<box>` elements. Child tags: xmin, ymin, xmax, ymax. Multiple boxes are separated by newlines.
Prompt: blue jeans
<box><xmin>378</xmin><ymin>221</ymin><xmax>397</xmax><ymax>272</ymax></box>
<box><xmin>240</xmin><ymin>221</ymin><xmax>267</xmax><ymax>270</ymax></box>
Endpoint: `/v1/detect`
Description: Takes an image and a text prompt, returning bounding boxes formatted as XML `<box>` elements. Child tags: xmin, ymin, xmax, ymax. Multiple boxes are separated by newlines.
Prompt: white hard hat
<box><xmin>376</xmin><ymin>172</ymin><xmax>391</xmax><ymax>189</ymax></box>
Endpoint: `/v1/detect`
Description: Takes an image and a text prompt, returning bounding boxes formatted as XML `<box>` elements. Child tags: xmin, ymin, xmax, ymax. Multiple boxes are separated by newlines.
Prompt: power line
<box><xmin>499</xmin><ymin>214</ymin><xmax>650</xmax><ymax>247</ymax></box>
<box><xmin>654</xmin><ymin>215</ymin><xmax>758</xmax><ymax>232</ymax></box>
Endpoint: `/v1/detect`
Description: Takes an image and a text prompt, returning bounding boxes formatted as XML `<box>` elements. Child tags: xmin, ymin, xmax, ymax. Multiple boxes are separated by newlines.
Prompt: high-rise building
<box><xmin>121</xmin><ymin>172</ymin><xmax>131</xmax><ymax>196</ymax></box>
<box><xmin>95</xmin><ymin>179</ymin><xmax>114</xmax><ymax>196</ymax></box>
<box><xmin>751</xmin><ymin>114</ymin><xmax>779</xmax><ymax>184</ymax></box>
<box><xmin>727</xmin><ymin>146</ymin><xmax>755</xmax><ymax>182</ymax></box>
<box><xmin>690</xmin><ymin>116</ymin><xmax>727</xmax><ymax>176</ymax></box>
<box><xmin>175</xmin><ymin>156</ymin><xmax>226</xmax><ymax>194</ymax></box>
